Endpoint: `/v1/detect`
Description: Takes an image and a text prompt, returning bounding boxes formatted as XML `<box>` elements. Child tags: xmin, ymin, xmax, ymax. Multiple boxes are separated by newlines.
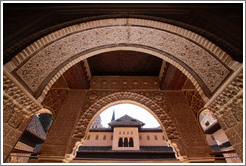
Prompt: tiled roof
<box><xmin>108</xmin><ymin>114</ymin><xmax>145</xmax><ymax>127</ymax></box>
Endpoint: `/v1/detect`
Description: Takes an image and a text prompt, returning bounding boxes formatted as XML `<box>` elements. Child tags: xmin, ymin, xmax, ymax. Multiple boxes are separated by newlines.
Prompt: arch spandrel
<box><xmin>5</xmin><ymin>18</ymin><xmax>239</xmax><ymax>101</ymax></box>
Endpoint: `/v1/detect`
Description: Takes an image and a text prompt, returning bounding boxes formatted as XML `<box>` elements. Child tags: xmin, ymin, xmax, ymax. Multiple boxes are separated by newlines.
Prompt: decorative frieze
<box><xmin>90</xmin><ymin>76</ymin><xmax>159</xmax><ymax>90</ymax></box>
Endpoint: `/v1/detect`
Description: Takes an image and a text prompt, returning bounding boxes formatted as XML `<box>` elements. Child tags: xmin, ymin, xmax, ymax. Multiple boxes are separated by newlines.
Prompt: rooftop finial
<box><xmin>111</xmin><ymin>110</ymin><xmax>115</xmax><ymax>122</ymax></box>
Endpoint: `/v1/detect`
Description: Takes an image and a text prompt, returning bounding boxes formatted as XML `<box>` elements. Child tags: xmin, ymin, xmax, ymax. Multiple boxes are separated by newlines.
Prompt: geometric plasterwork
<box><xmin>205</xmin><ymin>67</ymin><xmax>243</xmax><ymax>161</ymax></box>
<box><xmin>72</xmin><ymin>91</ymin><xmax>180</xmax><ymax>140</ymax></box>
<box><xmin>207</xmin><ymin>67</ymin><xmax>243</xmax><ymax>118</ymax></box>
<box><xmin>5</xmin><ymin>19</ymin><xmax>239</xmax><ymax>100</ymax></box>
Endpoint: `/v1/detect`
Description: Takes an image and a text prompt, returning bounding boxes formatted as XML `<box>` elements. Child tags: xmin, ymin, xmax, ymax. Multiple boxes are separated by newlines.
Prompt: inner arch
<box><xmin>37</xmin><ymin>46</ymin><xmax>208</xmax><ymax>102</ymax></box>
<box><xmin>99</xmin><ymin>103</ymin><xmax>161</xmax><ymax>128</ymax></box>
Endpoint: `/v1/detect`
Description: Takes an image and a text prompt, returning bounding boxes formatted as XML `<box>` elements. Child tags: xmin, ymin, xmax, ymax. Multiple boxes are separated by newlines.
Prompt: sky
<box><xmin>98</xmin><ymin>103</ymin><xmax>160</xmax><ymax>128</ymax></box>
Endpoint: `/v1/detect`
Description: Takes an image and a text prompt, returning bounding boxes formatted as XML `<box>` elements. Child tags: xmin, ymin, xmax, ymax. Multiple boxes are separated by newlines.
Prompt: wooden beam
<box><xmin>63</xmin><ymin>61</ymin><xmax>90</xmax><ymax>89</ymax></box>
<box><xmin>159</xmin><ymin>63</ymin><xmax>187</xmax><ymax>90</ymax></box>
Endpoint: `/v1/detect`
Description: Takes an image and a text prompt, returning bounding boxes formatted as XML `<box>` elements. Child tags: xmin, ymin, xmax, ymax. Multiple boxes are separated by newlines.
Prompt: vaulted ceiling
<box><xmin>88</xmin><ymin>51</ymin><xmax>162</xmax><ymax>76</ymax></box>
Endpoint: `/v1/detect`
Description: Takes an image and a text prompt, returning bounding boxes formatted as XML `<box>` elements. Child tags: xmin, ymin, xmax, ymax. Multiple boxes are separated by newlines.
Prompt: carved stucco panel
<box><xmin>16</xmin><ymin>26</ymin><xmax>230</xmax><ymax>94</ymax></box>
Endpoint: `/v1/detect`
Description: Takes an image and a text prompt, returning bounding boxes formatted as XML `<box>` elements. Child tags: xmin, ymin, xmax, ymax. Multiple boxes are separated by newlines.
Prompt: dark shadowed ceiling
<box><xmin>88</xmin><ymin>51</ymin><xmax>163</xmax><ymax>76</ymax></box>
<box><xmin>50</xmin><ymin>50</ymin><xmax>192</xmax><ymax>91</ymax></box>
<box><xmin>3</xmin><ymin>3</ymin><xmax>243</xmax><ymax>64</ymax></box>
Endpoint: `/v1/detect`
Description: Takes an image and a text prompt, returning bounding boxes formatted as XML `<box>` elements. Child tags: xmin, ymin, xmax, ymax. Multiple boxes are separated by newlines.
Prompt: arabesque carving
<box><xmin>15</xmin><ymin>26</ymin><xmax>230</xmax><ymax>93</ymax></box>
<box><xmin>6</xmin><ymin>18</ymin><xmax>238</xmax><ymax>100</ymax></box>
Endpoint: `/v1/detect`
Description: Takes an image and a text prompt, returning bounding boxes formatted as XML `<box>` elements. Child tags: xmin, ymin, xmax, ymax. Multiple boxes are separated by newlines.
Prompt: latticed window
<box><xmin>87</xmin><ymin>135</ymin><xmax>90</xmax><ymax>140</ymax></box>
<box><xmin>96</xmin><ymin>135</ymin><xmax>99</xmax><ymax>140</ymax></box>
<box><xmin>147</xmin><ymin>135</ymin><xmax>150</xmax><ymax>140</ymax></box>
<box><xmin>155</xmin><ymin>135</ymin><xmax>158</xmax><ymax>140</ymax></box>
<box><xmin>103</xmin><ymin>135</ymin><xmax>106</xmax><ymax>140</ymax></box>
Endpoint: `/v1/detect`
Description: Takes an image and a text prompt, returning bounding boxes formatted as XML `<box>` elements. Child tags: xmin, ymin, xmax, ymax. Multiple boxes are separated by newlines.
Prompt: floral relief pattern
<box><xmin>16</xmin><ymin>26</ymin><xmax>230</xmax><ymax>93</ymax></box>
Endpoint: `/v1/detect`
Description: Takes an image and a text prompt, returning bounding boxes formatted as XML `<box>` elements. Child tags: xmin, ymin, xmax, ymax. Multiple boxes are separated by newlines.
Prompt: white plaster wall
<box><xmin>112</xmin><ymin>127</ymin><xmax>139</xmax><ymax>150</ymax></box>
<box><xmin>139</xmin><ymin>132</ymin><xmax>168</xmax><ymax>146</ymax></box>
<box><xmin>82</xmin><ymin>130</ymin><xmax>168</xmax><ymax>148</ymax></box>
<box><xmin>83</xmin><ymin>132</ymin><xmax>113</xmax><ymax>146</ymax></box>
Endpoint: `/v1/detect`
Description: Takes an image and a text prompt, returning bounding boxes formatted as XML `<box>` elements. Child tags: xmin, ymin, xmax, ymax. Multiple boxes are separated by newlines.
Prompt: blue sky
<box><xmin>99</xmin><ymin>103</ymin><xmax>160</xmax><ymax>128</ymax></box>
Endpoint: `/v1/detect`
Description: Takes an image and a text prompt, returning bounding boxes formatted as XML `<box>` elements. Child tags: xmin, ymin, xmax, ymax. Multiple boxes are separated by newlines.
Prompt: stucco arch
<box><xmin>85</xmin><ymin>100</ymin><xmax>171</xmax><ymax>142</ymax></box>
<box><xmin>67</xmin><ymin>91</ymin><xmax>182</xmax><ymax>162</ymax></box>
<box><xmin>37</xmin><ymin>46</ymin><xmax>208</xmax><ymax>102</ymax></box>
<box><xmin>5</xmin><ymin>18</ymin><xmax>239</xmax><ymax>102</ymax></box>
<box><xmin>73</xmin><ymin>91</ymin><xmax>179</xmax><ymax>140</ymax></box>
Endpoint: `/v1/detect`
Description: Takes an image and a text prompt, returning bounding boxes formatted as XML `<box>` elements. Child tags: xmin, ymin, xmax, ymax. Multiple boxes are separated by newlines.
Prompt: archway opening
<box><xmin>5</xmin><ymin>112</ymin><xmax>53</xmax><ymax>163</ymax></box>
<box><xmin>74</xmin><ymin>103</ymin><xmax>178</xmax><ymax>162</ymax></box>
<box><xmin>199</xmin><ymin>110</ymin><xmax>241</xmax><ymax>163</ymax></box>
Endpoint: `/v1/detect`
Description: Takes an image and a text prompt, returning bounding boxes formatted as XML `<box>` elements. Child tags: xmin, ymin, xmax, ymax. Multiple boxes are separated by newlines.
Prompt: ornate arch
<box><xmin>4</xmin><ymin>18</ymin><xmax>240</xmax><ymax>102</ymax></box>
<box><xmin>72</xmin><ymin>91</ymin><xmax>179</xmax><ymax>140</ymax></box>
<box><xmin>68</xmin><ymin>91</ymin><xmax>181</xmax><ymax>162</ymax></box>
